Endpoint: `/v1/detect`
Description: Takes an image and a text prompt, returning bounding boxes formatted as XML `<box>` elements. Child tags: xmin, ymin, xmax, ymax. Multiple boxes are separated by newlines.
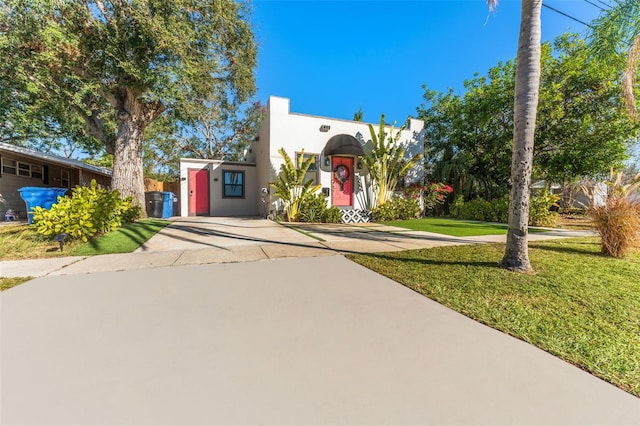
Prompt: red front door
<box><xmin>188</xmin><ymin>169</ymin><xmax>209</xmax><ymax>216</ymax></box>
<box><xmin>331</xmin><ymin>157</ymin><xmax>354</xmax><ymax>207</ymax></box>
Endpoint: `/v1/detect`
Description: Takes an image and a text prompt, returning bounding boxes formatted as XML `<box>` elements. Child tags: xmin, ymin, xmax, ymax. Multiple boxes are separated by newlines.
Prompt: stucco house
<box><xmin>0</xmin><ymin>142</ymin><xmax>112</xmax><ymax>219</ymax></box>
<box><xmin>180</xmin><ymin>96</ymin><xmax>424</xmax><ymax>221</ymax></box>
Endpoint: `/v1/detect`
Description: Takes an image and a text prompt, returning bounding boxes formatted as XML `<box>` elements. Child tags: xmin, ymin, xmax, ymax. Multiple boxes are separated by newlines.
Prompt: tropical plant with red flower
<box><xmin>401</xmin><ymin>182</ymin><xmax>425</xmax><ymax>200</ymax></box>
<box><xmin>423</xmin><ymin>182</ymin><xmax>453</xmax><ymax>213</ymax></box>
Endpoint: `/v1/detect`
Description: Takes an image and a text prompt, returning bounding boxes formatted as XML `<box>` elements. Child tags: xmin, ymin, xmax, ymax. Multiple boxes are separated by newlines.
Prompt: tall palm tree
<box><xmin>500</xmin><ymin>0</ymin><xmax>542</xmax><ymax>271</ymax></box>
<box><xmin>588</xmin><ymin>0</ymin><xmax>640</xmax><ymax>121</ymax></box>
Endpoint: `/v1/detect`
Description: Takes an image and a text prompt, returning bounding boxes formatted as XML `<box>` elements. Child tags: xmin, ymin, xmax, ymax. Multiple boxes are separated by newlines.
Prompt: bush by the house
<box><xmin>298</xmin><ymin>193</ymin><xmax>343</xmax><ymax>223</ymax></box>
<box><xmin>324</xmin><ymin>206</ymin><xmax>343</xmax><ymax>223</ymax></box>
<box><xmin>32</xmin><ymin>180</ymin><xmax>142</xmax><ymax>242</ymax></box>
<box><xmin>372</xmin><ymin>196</ymin><xmax>420</xmax><ymax>221</ymax></box>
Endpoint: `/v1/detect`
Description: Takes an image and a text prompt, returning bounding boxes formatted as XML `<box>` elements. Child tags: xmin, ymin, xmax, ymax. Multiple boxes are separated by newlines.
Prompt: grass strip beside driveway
<box><xmin>347</xmin><ymin>237</ymin><xmax>640</xmax><ymax>398</ymax></box>
<box><xmin>1</xmin><ymin>219</ymin><xmax>170</xmax><ymax>260</ymax></box>
<box><xmin>70</xmin><ymin>219</ymin><xmax>170</xmax><ymax>256</ymax></box>
<box><xmin>0</xmin><ymin>277</ymin><xmax>31</xmax><ymax>292</ymax></box>
<box><xmin>384</xmin><ymin>217</ymin><xmax>548</xmax><ymax>237</ymax></box>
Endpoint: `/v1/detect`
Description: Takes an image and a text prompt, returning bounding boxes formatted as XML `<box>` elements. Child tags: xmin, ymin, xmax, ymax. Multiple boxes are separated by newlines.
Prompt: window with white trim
<box><xmin>1</xmin><ymin>158</ymin><xmax>43</xmax><ymax>180</ymax></box>
<box><xmin>17</xmin><ymin>162</ymin><xmax>31</xmax><ymax>177</ymax></box>
<box><xmin>2</xmin><ymin>158</ymin><xmax>17</xmax><ymax>174</ymax></box>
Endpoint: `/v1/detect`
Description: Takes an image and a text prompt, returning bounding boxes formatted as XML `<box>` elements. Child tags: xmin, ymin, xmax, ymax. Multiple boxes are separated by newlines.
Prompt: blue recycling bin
<box><xmin>161</xmin><ymin>192</ymin><xmax>176</xmax><ymax>218</ymax></box>
<box><xmin>18</xmin><ymin>187</ymin><xmax>68</xmax><ymax>224</ymax></box>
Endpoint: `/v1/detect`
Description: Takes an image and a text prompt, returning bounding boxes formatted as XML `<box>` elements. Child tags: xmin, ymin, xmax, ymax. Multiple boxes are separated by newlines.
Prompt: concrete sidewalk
<box><xmin>2</xmin><ymin>255</ymin><xmax>638</xmax><ymax>425</ymax></box>
<box><xmin>1</xmin><ymin>217</ymin><xmax>595</xmax><ymax>278</ymax></box>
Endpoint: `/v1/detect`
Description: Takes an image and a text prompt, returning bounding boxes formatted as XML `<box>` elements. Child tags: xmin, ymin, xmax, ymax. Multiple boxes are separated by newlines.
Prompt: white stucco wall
<box><xmin>179</xmin><ymin>159</ymin><xmax>258</xmax><ymax>217</ymax></box>
<box><xmin>251</xmin><ymin>96</ymin><xmax>425</xmax><ymax>213</ymax></box>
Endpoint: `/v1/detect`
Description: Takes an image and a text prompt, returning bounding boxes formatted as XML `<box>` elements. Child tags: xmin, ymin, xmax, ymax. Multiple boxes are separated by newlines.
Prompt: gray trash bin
<box><xmin>145</xmin><ymin>191</ymin><xmax>164</xmax><ymax>218</ymax></box>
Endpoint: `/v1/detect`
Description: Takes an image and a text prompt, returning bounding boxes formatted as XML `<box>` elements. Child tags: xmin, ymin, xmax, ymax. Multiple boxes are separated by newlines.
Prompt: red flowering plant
<box><xmin>401</xmin><ymin>182</ymin><xmax>453</xmax><ymax>215</ymax></box>
<box><xmin>423</xmin><ymin>182</ymin><xmax>453</xmax><ymax>214</ymax></box>
<box><xmin>401</xmin><ymin>182</ymin><xmax>425</xmax><ymax>200</ymax></box>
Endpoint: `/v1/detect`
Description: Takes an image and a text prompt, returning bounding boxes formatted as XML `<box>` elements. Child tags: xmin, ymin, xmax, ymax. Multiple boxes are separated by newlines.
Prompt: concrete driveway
<box><xmin>2</xmin><ymin>217</ymin><xmax>636</xmax><ymax>424</ymax></box>
<box><xmin>2</xmin><ymin>255</ymin><xmax>639</xmax><ymax>425</ymax></box>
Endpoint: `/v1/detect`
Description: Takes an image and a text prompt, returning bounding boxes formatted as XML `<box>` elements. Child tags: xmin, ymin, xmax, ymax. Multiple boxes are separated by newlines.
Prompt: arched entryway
<box><xmin>323</xmin><ymin>134</ymin><xmax>364</xmax><ymax>207</ymax></box>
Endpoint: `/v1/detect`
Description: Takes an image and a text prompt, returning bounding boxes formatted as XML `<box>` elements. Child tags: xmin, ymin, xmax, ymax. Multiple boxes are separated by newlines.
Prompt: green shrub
<box><xmin>32</xmin><ymin>180</ymin><xmax>142</xmax><ymax>242</ymax></box>
<box><xmin>450</xmin><ymin>195</ymin><xmax>509</xmax><ymax>223</ymax></box>
<box><xmin>451</xmin><ymin>192</ymin><xmax>559</xmax><ymax>226</ymax></box>
<box><xmin>298</xmin><ymin>193</ymin><xmax>328</xmax><ymax>223</ymax></box>
<box><xmin>324</xmin><ymin>206</ymin><xmax>343</xmax><ymax>223</ymax></box>
<box><xmin>372</xmin><ymin>196</ymin><xmax>420</xmax><ymax>222</ymax></box>
<box><xmin>529</xmin><ymin>190</ymin><xmax>559</xmax><ymax>227</ymax></box>
<box><xmin>298</xmin><ymin>194</ymin><xmax>344</xmax><ymax>223</ymax></box>
<box><xmin>119</xmin><ymin>197</ymin><xmax>143</xmax><ymax>224</ymax></box>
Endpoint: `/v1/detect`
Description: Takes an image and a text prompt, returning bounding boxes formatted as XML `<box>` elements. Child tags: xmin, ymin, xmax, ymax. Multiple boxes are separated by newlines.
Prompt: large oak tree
<box><xmin>0</xmin><ymin>0</ymin><xmax>256</xmax><ymax>207</ymax></box>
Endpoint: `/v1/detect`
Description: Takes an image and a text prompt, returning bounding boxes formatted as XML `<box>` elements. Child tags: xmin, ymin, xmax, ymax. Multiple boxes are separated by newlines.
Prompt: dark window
<box><xmin>296</xmin><ymin>152</ymin><xmax>320</xmax><ymax>185</ymax></box>
<box><xmin>31</xmin><ymin>165</ymin><xmax>43</xmax><ymax>179</ymax></box>
<box><xmin>18</xmin><ymin>162</ymin><xmax>31</xmax><ymax>177</ymax></box>
<box><xmin>223</xmin><ymin>170</ymin><xmax>244</xmax><ymax>198</ymax></box>
<box><xmin>2</xmin><ymin>158</ymin><xmax>16</xmax><ymax>174</ymax></box>
<box><xmin>61</xmin><ymin>170</ymin><xmax>70</xmax><ymax>188</ymax></box>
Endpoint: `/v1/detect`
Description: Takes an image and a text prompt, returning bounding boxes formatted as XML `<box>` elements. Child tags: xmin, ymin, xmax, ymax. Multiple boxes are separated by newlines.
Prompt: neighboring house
<box><xmin>0</xmin><ymin>142</ymin><xmax>112</xmax><ymax>219</ymax></box>
<box><xmin>179</xmin><ymin>96</ymin><xmax>424</xmax><ymax>220</ymax></box>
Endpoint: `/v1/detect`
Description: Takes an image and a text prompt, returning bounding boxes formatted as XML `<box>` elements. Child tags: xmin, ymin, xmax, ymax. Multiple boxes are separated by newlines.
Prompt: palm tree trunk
<box><xmin>623</xmin><ymin>33</ymin><xmax>639</xmax><ymax>121</ymax></box>
<box><xmin>501</xmin><ymin>0</ymin><xmax>542</xmax><ymax>272</ymax></box>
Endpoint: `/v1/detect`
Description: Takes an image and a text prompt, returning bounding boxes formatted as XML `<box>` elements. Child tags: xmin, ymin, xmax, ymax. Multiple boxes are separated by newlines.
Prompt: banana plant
<box><xmin>362</xmin><ymin>114</ymin><xmax>423</xmax><ymax>208</ymax></box>
<box><xmin>270</xmin><ymin>148</ymin><xmax>322</xmax><ymax>222</ymax></box>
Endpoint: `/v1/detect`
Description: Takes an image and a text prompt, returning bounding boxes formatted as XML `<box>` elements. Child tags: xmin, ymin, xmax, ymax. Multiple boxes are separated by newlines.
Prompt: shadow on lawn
<box><xmin>530</xmin><ymin>241</ymin><xmax>600</xmax><ymax>256</ymax></box>
<box><xmin>352</xmin><ymin>251</ymin><xmax>502</xmax><ymax>269</ymax></box>
<box><xmin>84</xmin><ymin>221</ymin><xmax>163</xmax><ymax>249</ymax></box>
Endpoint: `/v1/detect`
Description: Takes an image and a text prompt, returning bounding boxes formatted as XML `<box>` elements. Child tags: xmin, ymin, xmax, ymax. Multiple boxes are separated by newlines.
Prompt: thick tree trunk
<box><xmin>501</xmin><ymin>0</ymin><xmax>542</xmax><ymax>272</ymax></box>
<box><xmin>110</xmin><ymin>92</ymin><xmax>152</xmax><ymax>212</ymax></box>
<box><xmin>111</xmin><ymin>116</ymin><xmax>146</xmax><ymax>210</ymax></box>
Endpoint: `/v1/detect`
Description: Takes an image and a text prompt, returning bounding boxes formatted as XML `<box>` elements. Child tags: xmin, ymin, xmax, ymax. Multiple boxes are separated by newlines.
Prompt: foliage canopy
<box><xmin>0</xmin><ymin>0</ymin><xmax>257</xmax><ymax>206</ymax></box>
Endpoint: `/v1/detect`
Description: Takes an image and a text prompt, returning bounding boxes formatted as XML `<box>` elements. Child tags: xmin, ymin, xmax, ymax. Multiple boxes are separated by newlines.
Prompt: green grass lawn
<box><xmin>347</xmin><ymin>238</ymin><xmax>640</xmax><ymax>397</ymax></box>
<box><xmin>384</xmin><ymin>217</ymin><xmax>548</xmax><ymax>237</ymax></box>
<box><xmin>0</xmin><ymin>277</ymin><xmax>31</xmax><ymax>292</ymax></box>
<box><xmin>70</xmin><ymin>219</ymin><xmax>169</xmax><ymax>256</ymax></box>
<box><xmin>0</xmin><ymin>219</ymin><xmax>169</xmax><ymax>260</ymax></box>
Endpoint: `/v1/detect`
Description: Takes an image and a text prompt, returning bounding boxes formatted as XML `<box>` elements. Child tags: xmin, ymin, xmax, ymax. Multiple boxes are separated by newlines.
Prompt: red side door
<box><xmin>188</xmin><ymin>169</ymin><xmax>209</xmax><ymax>216</ymax></box>
<box><xmin>331</xmin><ymin>157</ymin><xmax>354</xmax><ymax>207</ymax></box>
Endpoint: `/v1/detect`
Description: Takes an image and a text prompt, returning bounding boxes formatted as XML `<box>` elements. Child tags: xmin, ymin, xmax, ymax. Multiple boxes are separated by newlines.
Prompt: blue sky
<box><xmin>251</xmin><ymin>0</ymin><xmax>604</xmax><ymax>125</ymax></box>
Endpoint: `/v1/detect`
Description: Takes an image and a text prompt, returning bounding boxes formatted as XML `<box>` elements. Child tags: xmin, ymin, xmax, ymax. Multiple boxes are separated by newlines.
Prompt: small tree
<box><xmin>270</xmin><ymin>148</ymin><xmax>321</xmax><ymax>222</ymax></box>
<box><xmin>362</xmin><ymin>114</ymin><xmax>423</xmax><ymax>208</ymax></box>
